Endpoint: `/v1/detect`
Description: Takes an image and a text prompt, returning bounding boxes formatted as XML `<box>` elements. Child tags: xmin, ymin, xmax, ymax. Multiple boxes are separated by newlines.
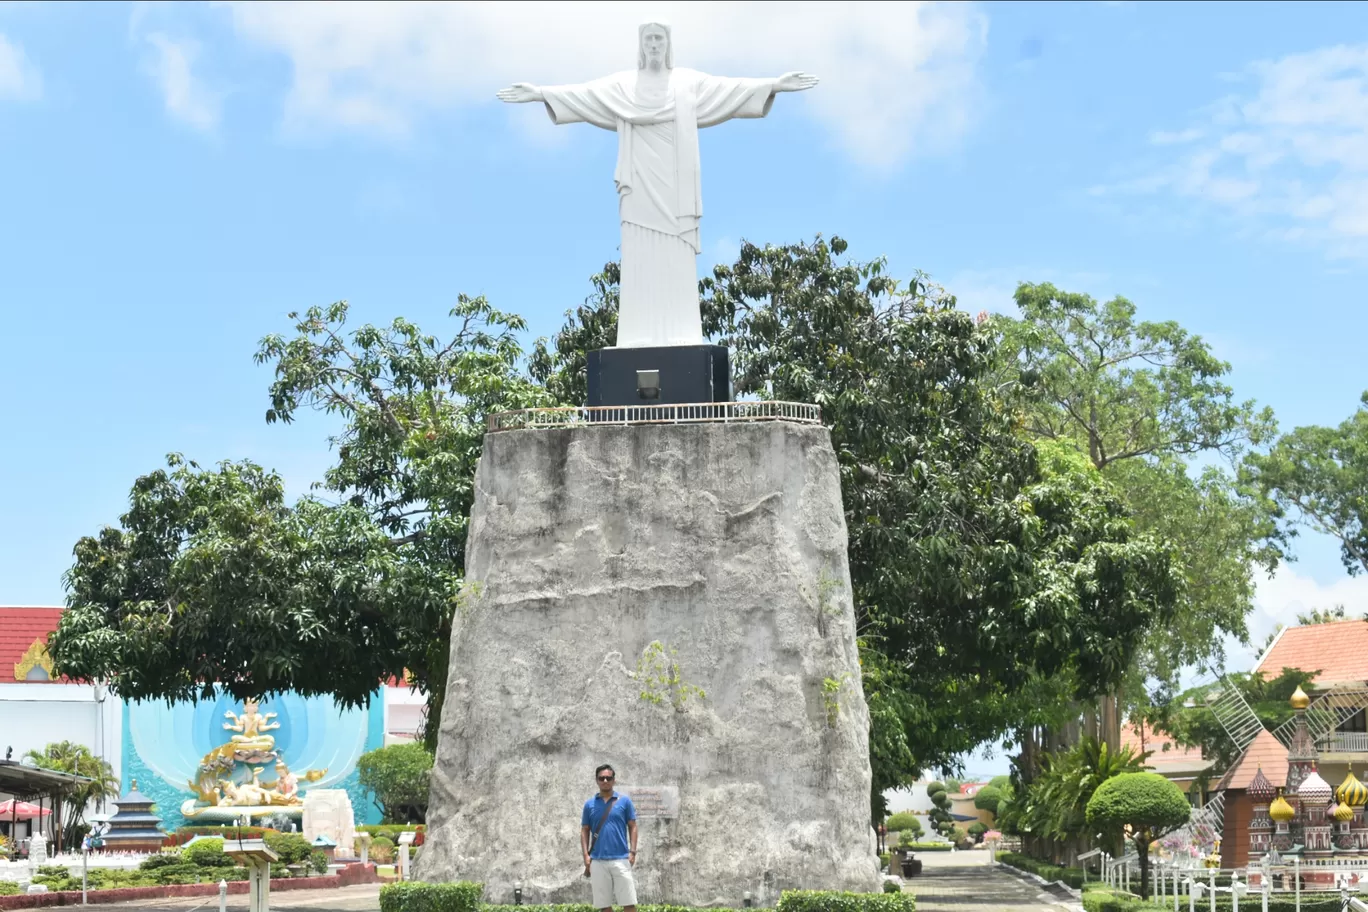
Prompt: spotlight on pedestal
<box><xmin>742</xmin><ymin>892</ymin><xmax>753</xmax><ymax>908</ymax></box>
<box><xmin>514</xmin><ymin>883</ymin><xmax>523</xmax><ymax>905</ymax></box>
<box><xmin>636</xmin><ymin>370</ymin><xmax>660</xmax><ymax>401</ymax></box>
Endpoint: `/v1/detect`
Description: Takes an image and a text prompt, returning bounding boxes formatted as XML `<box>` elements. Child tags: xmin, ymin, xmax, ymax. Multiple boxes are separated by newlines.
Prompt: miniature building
<box><xmin>100</xmin><ymin>780</ymin><xmax>165</xmax><ymax>853</ymax></box>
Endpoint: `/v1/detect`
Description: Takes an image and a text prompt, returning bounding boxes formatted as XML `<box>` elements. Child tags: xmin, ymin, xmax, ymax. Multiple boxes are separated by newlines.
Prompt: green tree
<box><xmin>1246</xmin><ymin>393</ymin><xmax>1368</xmax><ymax>576</ymax></box>
<box><xmin>1014</xmin><ymin>736</ymin><xmax>1148</xmax><ymax>863</ymax></box>
<box><xmin>1086</xmin><ymin>772</ymin><xmax>1191</xmax><ymax>898</ymax></box>
<box><xmin>22</xmin><ymin>742</ymin><xmax>120</xmax><ymax>851</ymax></box>
<box><xmin>50</xmin><ymin>237</ymin><xmax>1179</xmax><ymax>807</ymax></box>
<box><xmin>1141</xmin><ymin>667</ymin><xmax>1317</xmax><ymax>777</ymax></box>
<box><xmin>49</xmin><ymin>297</ymin><xmax>551</xmax><ymax>745</ymax></box>
<box><xmin>357</xmin><ymin>743</ymin><xmax>434</xmax><ymax>823</ymax></box>
<box><xmin>973</xmin><ymin>785</ymin><xmax>1004</xmax><ymax>816</ymax></box>
<box><xmin>992</xmin><ymin>283</ymin><xmax>1278</xmax><ymax>748</ymax></box>
<box><xmin>1298</xmin><ymin>605</ymin><xmax>1349</xmax><ymax>624</ymax></box>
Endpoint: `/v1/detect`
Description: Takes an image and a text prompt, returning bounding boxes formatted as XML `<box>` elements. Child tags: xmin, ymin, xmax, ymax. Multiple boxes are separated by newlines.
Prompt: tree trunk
<box><xmin>1136</xmin><ymin>837</ymin><xmax>1150</xmax><ymax>899</ymax></box>
<box><xmin>1099</xmin><ymin>691</ymin><xmax>1121</xmax><ymax>753</ymax></box>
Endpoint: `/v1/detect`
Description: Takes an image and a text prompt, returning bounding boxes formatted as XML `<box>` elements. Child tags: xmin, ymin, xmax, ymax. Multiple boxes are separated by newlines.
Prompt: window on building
<box><xmin>1340</xmin><ymin>709</ymin><xmax>1367</xmax><ymax>733</ymax></box>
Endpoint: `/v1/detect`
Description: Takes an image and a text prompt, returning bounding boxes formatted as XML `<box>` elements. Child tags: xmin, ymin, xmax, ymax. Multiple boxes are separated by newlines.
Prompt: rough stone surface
<box><xmin>418</xmin><ymin>422</ymin><xmax>880</xmax><ymax>905</ymax></box>
<box><xmin>302</xmin><ymin>790</ymin><xmax>356</xmax><ymax>860</ymax></box>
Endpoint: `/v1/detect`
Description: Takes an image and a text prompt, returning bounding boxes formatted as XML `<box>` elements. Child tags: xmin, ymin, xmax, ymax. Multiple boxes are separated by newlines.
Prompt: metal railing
<box><xmin>486</xmin><ymin>400</ymin><xmax>823</xmax><ymax>432</ymax></box>
<box><xmin>1322</xmin><ymin>731</ymin><xmax>1368</xmax><ymax>753</ymax></box>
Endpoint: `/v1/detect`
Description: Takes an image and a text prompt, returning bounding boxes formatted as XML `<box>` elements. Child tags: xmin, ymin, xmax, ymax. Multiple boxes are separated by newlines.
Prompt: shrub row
<box><xmin>0</xmin><ymin>883</ymin><xmax>20</xmax><ymax>897</ymax></box>
<box><xmin>996</xmin><ymin>852</ymin><xmax>1086</xmax><ymax>888</ymax></box>
<box><xmin>382</xmin><ymin>885</ymin><xmax>916</xmax><ymax>912</ymax></box>
<box><xmin>777</xmin><ymin>891</ymin><xmax>916</xmax><ymax>912</ymax></box>
<box><xmin>897</xmin><ymin>843</ymin><xmax>951</xmax><ymax>852</ymax></box>
<box><xmin>381</xmin><ymin>882</ymin><xmax>483</xmax><ymax>912</ymax></box>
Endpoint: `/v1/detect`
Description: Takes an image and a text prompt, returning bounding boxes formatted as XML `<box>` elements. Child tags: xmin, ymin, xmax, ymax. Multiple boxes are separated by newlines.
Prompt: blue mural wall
<box><xmin>120</xmin><ymin>691</ymin><xmax>385</xmax><ymax>831</ymax></box>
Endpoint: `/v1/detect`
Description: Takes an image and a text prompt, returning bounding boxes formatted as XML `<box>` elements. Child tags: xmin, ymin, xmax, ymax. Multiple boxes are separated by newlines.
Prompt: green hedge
<box><xmin>777</xmin><ymin>890</ymin><xmax>917</xmax><ymax>912</ymax></box>
<box><xmin>380</xmin><ymin>882</ymin><xmax>483</xmax><ymax>912</ymax></box>
<box><xmin>996</xmin><ymin>852</ymin><xmax>1086</xmax><ymax>888</ymax></box>
<box><xmin>898</xmin><ymin>842</ymin><xmax>950</xmax><ymax>852</ymax></box>
<box><xmin>0</xmin><ymin>882</ymin><xmax>21</xmax><ymax>896</ymax></box>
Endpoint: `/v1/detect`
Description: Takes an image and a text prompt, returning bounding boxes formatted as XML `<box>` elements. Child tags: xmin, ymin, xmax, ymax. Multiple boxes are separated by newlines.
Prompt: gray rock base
<box><xmin>418</xmin><ymin>422</ymin><xmax>881</xmax><ymax>906</ymax></box>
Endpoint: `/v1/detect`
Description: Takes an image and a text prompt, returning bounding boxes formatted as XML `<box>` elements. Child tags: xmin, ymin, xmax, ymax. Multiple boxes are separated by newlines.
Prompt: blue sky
<box><xmin>3</xmin><ymin>1</ymin><xmax>1368</xmax><ymax>753</ymax></box>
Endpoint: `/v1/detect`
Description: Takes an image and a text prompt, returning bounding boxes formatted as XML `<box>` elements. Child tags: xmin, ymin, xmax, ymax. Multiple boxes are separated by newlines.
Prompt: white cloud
<box><xmin>0</xmin><ymin>32</ymin><xmax>41</xmax><ymax>102</ymax></box>
<box><xmin>1219</xmin><ymin>563</ymin><xmax>1368</xmax><ymax>673</ymax></box>
<box><xmin>218</xmin><ymin>1</ymin><xmax>987</xmax><ymax>169</ymax></box>
<box><xmin>142</xmin><ymin>32</ymin><xmax>221</xmax><ymax>131</ymax></box>
<box><xmin>1100</xmin><ymin>43</ymin><xmax>1368</xmax><ymax>259</ymax></box>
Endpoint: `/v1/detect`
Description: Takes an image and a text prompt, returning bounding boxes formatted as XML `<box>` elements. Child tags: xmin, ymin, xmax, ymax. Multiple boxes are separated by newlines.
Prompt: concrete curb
<box><xmin>0</xmin><ymin>864</ymin><xmax>379</xmax><ymax>909</ymax></box>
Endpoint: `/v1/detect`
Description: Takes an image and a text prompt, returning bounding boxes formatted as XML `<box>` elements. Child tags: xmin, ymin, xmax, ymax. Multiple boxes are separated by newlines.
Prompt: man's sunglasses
<box><xmin>597</xmin><ymin>775</ymin><xmax>615</xmax><ymax>781</ymax></box>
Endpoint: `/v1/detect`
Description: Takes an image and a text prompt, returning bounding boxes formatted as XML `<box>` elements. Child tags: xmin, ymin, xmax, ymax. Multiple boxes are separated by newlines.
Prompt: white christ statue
<box><xmin>497</xmin><ymin>23</ymin><xmax>818</xmax><ymax>349</ymax></box>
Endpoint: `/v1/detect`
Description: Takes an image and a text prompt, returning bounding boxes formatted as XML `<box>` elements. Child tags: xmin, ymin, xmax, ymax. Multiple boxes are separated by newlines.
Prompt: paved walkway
<box><xmin>94</xmin><ymin>883</ymin><xmax>383</xmax><ymax>912</ymax></box>
<box><xmin>906</xmin><ymin>851</ymin><xmax>1080</xmax><ymax>912</ymax></box>
<box><xmin>74</xmin><ymin>854</ymin><xmax>1078</xmax><ymax>912</ymax></box>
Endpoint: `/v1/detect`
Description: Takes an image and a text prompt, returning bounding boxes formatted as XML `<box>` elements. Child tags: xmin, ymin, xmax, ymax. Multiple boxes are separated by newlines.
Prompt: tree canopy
<box><xmin>1246</xmin><ymin>392</ymin><xmax>1368</xmax><ymax>576</ymax></box>
<box><xmin>990</xmin><ymin>283</ymin><xmax>1278</xmax><ymax>744</ymax></box>
<box><xmin>49</xmin><ymin>236</ymin><xmax>1180</xmax><ymax>806</ymax></box>
<box><xmin>357</xmin><ymin>742</ymin><xmax>434</xmax><ymax>823</ymax></box>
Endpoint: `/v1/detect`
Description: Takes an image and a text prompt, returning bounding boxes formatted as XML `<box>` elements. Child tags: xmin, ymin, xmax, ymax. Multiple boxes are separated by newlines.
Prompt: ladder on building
<box><xmin>1269</xmin><ymin>683</ymin><xmax>1368</xmax><ymax>750</ymax></box>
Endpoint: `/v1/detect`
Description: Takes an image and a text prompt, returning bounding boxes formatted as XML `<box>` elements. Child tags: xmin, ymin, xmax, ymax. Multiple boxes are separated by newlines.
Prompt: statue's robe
<box><xmin>541</xmin><ymin>69</ymin><xmax>778</xmax><ymax>348</ymax></box>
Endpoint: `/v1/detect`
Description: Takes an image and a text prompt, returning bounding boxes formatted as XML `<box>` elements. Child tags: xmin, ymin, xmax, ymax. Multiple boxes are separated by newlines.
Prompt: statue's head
<box><xmin>244</xmin><ymin>697</ymin><xmax>259</xmax><ymax>712</ymax></box>
<box><xmin>638</xmin><ymin>22</ymin><xmax>672</xmax><ymax>70</ymax></box>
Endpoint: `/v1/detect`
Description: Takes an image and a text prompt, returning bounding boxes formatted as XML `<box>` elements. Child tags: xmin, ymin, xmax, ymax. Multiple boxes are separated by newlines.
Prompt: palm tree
<box><xmin>1019</xmin><ymin>736</ymin><xmax>1149</xmax><ymax>863</ymax></box>
<box><xmin>23</xmin><ymin>742</ymin><xmax>120</xmax><ymax>850</ymax></box>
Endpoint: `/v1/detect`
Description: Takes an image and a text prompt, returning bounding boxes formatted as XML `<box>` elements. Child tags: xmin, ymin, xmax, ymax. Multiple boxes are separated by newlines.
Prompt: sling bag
<box><xmin>583</xmin><ymin>795</ymin><xmax>619</xmax><ymax>878</ymax></box>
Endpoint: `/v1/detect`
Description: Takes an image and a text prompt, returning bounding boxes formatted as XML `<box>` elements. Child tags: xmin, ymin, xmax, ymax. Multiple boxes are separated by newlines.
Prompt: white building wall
<box><xmin>0</xmin><ymin>683</ymin><xmax>123</xmax><ymax>806</ymax></box>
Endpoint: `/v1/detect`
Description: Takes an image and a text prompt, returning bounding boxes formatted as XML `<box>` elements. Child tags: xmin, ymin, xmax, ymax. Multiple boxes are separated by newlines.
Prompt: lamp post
<box><xmin>81</xmin><ymin>818</ymin><xmax>109</xmax><ymax>905</ymax></box>
<box><xmin>877</xmin><ymin>824</ymin><xmax>886</xmax><ymax>855</ymax></box>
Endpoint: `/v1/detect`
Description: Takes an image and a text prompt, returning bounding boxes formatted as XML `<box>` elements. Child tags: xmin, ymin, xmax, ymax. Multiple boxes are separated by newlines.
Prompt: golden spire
<box><xmin>1290</xmin><ymin>685</ymin><xmax>1310</xmax><ymax>710</ymax></box>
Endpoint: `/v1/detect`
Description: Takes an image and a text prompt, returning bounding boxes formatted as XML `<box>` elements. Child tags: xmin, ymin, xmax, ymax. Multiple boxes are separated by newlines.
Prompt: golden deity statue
<box><xmin>182</xmin><ymin>697</ymin><xmax>326</xmax><ymax>820</ymax></box>
<box><xmin>223</xmin><ymin>697</ymin><xmax>281</xmax><ymax>752</ymax></box>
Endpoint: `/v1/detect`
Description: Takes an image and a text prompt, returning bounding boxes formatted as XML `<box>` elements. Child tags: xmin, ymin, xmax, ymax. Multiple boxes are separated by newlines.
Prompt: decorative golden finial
<box><xmin>1335</xmin><ymin>801</ymin><xmax>1355</xmax><ymax>823</ymax></box>
<box><xmin>1291</xmin><ymin>685</ymin><xmax>1310</xmax><ymax>710</ymax></box>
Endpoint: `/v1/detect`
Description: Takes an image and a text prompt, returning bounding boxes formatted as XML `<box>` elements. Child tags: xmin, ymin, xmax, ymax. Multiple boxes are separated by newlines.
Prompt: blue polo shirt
<box><xmin>582</xmin><ymin>791</ymin><xmax>636</xmax><ymax>860</ymax></box>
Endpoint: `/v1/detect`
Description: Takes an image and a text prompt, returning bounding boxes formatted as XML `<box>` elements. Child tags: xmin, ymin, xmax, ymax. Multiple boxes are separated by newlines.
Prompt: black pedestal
<box><xmin>586</xmin><ymin>345</ymin><xmax>732</xmax><ymax>407</ymax></box>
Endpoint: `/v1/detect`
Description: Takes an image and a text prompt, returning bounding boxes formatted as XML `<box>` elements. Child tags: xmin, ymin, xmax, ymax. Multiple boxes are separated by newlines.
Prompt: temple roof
<box><xmin>1215</xmin><ymin>730</ymin><xmax>1289</xmax><ymax>793</ymax></box>
<box><xmin>1256</xmin><ymin>619</ymin><xmax>1368</xmax><ymax>687</ymax></box>
<box><xmin>0</xmin><ymin>606</ymin><xmax>64</xmax><ymax>683</ymax></box>
<box><xmin>1120</xmin><ymin>721</ymin><xmax>1210</xmax><ymax>775</ymax></box>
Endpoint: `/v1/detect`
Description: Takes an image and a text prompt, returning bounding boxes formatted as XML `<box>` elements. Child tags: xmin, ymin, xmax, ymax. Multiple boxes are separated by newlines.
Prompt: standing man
<box><xmin>582</xmin><ymin>764</ymin><xmax>638</xmax><ymax>912</ymax></box>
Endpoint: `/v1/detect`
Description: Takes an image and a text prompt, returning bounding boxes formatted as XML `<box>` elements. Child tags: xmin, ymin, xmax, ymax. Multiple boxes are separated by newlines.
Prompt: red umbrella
<box><xmin>0</xmin><ymin>800</ymin><xmax>51</xmax><ymax>821</ymax></box>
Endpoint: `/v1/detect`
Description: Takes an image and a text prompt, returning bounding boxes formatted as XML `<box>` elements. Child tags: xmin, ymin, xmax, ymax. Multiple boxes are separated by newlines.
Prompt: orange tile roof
<box><xmin>0</xmin><ymin>606</ymin><xmax>65</xmax><ymax>683</ymax></box>
<box><xmin>1121</xmin><ymin>721</ymin><xmax>1209</xmax><ymax>772</ymax></box>
<box><xmin>1215</xmin><ymin>730</ymin><xmax>1289</xmax><ymax>792</ymax></box>
<box><xmin>1255</xmin><ymin>619</ymin><xmax>1368</xmax><ymax>687</ymax></box>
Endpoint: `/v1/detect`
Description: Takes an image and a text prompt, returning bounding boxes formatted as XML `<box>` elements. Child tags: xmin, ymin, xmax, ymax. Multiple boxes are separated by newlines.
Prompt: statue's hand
<box><xmin>776</xmin><ymin>72</ymin><xmax>819</xmax><ymax>93</ymax></box>
<box><xmin>496</xmin><ymin>83</ymin><xmax>543</xmax><ymax>104</ymax></box>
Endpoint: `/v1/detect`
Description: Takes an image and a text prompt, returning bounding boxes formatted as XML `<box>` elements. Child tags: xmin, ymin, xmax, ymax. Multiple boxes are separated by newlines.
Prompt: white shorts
<box><xmin>589</xmin><ymin>857</ymin><xmax>637</xmax><ymax>908</ymax></box>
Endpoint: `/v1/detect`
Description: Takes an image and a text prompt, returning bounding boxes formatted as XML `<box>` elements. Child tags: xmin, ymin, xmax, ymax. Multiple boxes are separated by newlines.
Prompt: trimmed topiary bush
<box><xmin>1086</xmin><ymin>772</ymin><xmax>1190</xmax><ymax>900</ymax></box>
<box><xmin>184</xmin><ymin>836</ymin><xmax>234</xmax><ymax>867</ymax></box>
<box><xmin>380</xmin><ymin>881</ymin><xmax>483</xmax><ymax>912</ymax></box>
<box><xmin>310</xmin><ymin>850</ymin><xmax>330</xmax><ymax>874</ymax></box>
<box><xmin>141</xmin><ymin>851</ymin><xmax>188</xmax><ymax>870</ymax></box>
<box><xmin>371</xmin><ymin>835</ymin><xmax>396</xmax><ymax>864</ymax></box>
<box><xmin>973</xmin><ymin>785</ymin><xmax>1003</xmax><ymax>815</ymax></box>
<box><xmin>883</xmin><ymin>812</ymin><xmax>922</xmax><ymax>834</ymax></box>
<box><xmin>263</xmin><ymin>831</ymin><xmax>313</xmax><ymax>865</ymax></box>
